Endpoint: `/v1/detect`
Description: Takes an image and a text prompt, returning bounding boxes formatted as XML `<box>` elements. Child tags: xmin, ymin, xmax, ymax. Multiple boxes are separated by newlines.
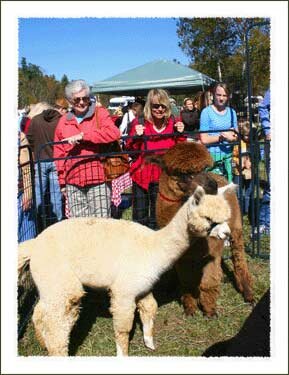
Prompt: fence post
<box><xmin>245</xmin><ymin>20</ymin><xmax>270</xmax><ymax>255</ymax></box>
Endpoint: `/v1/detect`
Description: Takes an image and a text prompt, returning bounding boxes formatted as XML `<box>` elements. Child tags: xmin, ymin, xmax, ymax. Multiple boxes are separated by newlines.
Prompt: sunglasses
<box><xmin>73</xmin><ymin>96</ymin><xmax>90</xmax><ymax>105</ymax></box>
<box><xmin>151</xmin><ymin>103</ymin><xmax>167</xmax><ymax>110</ymax></box>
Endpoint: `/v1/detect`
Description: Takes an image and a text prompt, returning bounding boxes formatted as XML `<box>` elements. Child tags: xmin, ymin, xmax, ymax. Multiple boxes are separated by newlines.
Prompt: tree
<box><xmin>60</xmin><ymin>74</ymin><xmax>69</xmax><ymax>88</ymax></box>
<box><xmin>176</xmin><ymin>18</ymin><xmax>270</xmax><ymax>96</ymax></box>
<box><xmin>177</xmin><ymin>18</ymin><xmax>237</xmax><ymax>81</ymax></box>
<box><xmin>18</xmin><ymin>59</ymin><xmax>69</xmax><ymax>108</ymax></box>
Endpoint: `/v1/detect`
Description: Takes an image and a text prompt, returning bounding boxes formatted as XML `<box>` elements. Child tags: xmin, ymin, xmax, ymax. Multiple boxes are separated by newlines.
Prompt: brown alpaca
<box><xmin>149</xmin><ymin>142</ymin><xmax>254</xmax><ymax>317</ymax></box>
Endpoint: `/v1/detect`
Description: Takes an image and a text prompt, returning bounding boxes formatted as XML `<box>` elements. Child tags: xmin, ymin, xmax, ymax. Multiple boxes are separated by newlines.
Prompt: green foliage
<box><xmin>18</xmin><ymin>58</ymin><xmax>69</xmax><ymax>108</ymax></box>
<box><xmin>177</xmin><ymin>18</ymin><xmax>270</xmax><ymax>96</ymax></box>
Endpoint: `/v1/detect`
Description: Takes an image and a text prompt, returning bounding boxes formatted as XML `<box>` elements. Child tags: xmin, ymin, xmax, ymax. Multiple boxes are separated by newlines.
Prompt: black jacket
<box><xmin>181</xmin><ymin>108</ymin><xmax>200</xmax><ymax>131</ymax></box>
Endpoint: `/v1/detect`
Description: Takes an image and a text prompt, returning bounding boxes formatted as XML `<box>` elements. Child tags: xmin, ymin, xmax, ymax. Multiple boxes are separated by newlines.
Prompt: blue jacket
<box><xmin>259</xmin><ymin>89</ymin><xmax>270</xmax><ymax>136</ymax></box>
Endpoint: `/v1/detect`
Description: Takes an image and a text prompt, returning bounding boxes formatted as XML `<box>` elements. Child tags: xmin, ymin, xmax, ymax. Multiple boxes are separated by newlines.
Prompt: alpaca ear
<box><xmin>188</xmin><ymin>185</ymin><xmax>205</xmax><ymax>209</ymax></box>
<box><xmin>217</xmin><ymin>183</ymin><xmax>237</xmax><ymax>195</ymax></box>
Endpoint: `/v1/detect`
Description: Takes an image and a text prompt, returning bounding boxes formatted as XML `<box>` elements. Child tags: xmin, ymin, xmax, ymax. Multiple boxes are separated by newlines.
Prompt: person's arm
<box><xmin>64</xmin><ymin>107</ymin><xmax>121</xmax><ymax>146</ymax></box>
<box><xmin>19</xmin><ymin>132</ymin><xmax>33</xmax><ymax>210</ymax></box>
<box><xmin>53</xmin><ymin>122</ymin><xmax>67</xmax><ymax>190</ymax></box>
<box><xmin>84</xmin><ymin>107</ymin><xmax>120</xmax><ymax>144</ymax></box>
<box><xmin>259</xmin><ymin>90</ymin><xmax>271</xmax><ymax>140</ymax></box>
<box><xmin>199</xmin><ymin>108</ymin><xmax>220</xmax><ymax>144</ymax></box>
<box><xmin>171</xmin><ymin>117</ymin><xmax>186</xmax><ymax>143</ymax></box>
<box><xmin>125</xmin><ymin>118</ymin><xmax>145</xmax><ymax>151</ymax></box>
<box><xmin>26</xmin><ymin>120</ymin><xmax>35</xmax><ymax>153</ymax></box>
<box><xmin>220</xmin><ymin>108</ymin><xmax>238</xmax><ymax>142</ymax></box>
<box><xmin>119</xmin><ymin>113</ymin><xmax>128</xmax><ymax>135</ymax></box>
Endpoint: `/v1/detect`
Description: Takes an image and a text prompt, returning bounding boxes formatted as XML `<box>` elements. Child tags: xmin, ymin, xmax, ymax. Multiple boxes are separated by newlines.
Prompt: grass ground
<box><xmin>18</xmin><ymin>230</ymin><xmax>270</xmax><ymax>357</ymax></box>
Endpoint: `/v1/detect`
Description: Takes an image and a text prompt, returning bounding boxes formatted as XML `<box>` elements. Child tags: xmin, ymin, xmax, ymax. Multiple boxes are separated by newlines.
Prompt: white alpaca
<box><xmin>18</xmin><ymin>185</ymin><xmax>233</xmax><ymax>356</ymax></box>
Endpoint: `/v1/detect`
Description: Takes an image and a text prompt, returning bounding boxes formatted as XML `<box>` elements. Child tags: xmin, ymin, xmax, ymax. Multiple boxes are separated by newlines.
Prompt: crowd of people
<box><xmin>18</xmin><ymin>79</ymin><xmax>271</xmax><ymax>242</ymax></box>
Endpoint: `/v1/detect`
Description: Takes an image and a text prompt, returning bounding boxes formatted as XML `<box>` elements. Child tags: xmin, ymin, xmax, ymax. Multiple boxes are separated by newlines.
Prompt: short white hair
<box><xmin>65</xmin><ymin>80</ymin><xmax>90</xmax><ymax>101</ymax></box>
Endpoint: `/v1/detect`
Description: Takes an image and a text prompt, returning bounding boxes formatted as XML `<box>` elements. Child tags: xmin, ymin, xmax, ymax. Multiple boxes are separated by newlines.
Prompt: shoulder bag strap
<box><xmin>94</xmin><ymin>106</ymin><xmax>99</xmax><ymax>129</ymax></box>
<box><xmin>138</xmin><ymin>114</ymin><xmax>145</xmax><ymax>125</ymax></box>
<box><xmin>230</xmin><ymin>107</ymin><xmax>233</xmax><ymax>128</ymax></box>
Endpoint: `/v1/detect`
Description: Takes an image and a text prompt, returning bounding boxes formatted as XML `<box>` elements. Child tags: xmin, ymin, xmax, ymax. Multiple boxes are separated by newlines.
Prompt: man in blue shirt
<box><xmin>258</xmin><ymin>89</ymin><xmax>271</xmax><ymax>235</ymax></box>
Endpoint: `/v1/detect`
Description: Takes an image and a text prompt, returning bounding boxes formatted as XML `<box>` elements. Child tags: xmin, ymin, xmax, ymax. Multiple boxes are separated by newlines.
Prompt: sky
<box><xmin>18</xmin><ymin>17</ymin><xmax>191</xmax><ymax>85</ymax></box>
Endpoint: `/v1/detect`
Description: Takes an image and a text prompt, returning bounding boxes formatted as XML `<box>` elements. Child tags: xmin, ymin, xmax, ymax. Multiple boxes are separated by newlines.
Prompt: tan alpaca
<box><xmin>18</xmin><ymin>185</ymin><xmax>233</xmax><ymax>356</ymax></box>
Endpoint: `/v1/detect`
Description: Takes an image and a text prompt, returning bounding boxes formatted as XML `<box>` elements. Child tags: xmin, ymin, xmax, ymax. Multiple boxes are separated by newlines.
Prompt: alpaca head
<box><xmin>146</xmin><ymin>142</ymin><xmax>221</xmax><ymax>201</ymax></box>
<box><xmin>161</xmin><ymin>142</ymin><xmax>214</xmax><ymax>174</ymax></box>
<box><xmin>186</xmin><ymin>184</ymin><xmax>235</xmax><ymax>238</ymax></box>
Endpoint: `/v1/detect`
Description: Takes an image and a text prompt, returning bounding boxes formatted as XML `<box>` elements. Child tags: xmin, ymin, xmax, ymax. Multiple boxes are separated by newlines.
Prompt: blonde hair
<box><xmin>212</xmin><ymin>82</ymin><xmax>230</xmax><ymax>106</ymax></box>
<box><xmin>27</xmin><ymin>102</ymin><xmax>51</xmax><ymax>119</ymax></box>
<box><xmin>113</xmin><ymin>107</ymin><xmax>123</xmax><ymax>116</ymax></box>
<box><xmin>55</xmin><ymin>98</ymin><xmax>69</xmax><ymax>110</ymax></box>
<box><xmin>183</xmin><ymin>97</ymin><xmax>193</xmax><ymax>106</ymax></box>
<box><xmin>200</xmin><ymin>90</ymin><xmax>213</xmax><ymax>109</ymax></box>
<box><xmin>239</xmin><ymin>120</ymin><xmax>250</xmax><ymax>136</ymax></box>
<box><xmin>144</xmin><ymin>89</ymin><xmax>171</xmax><ymax>122</ymax></box>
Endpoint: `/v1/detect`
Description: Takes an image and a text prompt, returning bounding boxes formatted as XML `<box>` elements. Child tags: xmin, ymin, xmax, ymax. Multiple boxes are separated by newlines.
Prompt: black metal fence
<box><xmin>17</xmin><ymin>130</ymin><xmax>270</xmax><ymax>338</ymax></box>
<box><xmin>20</xmin><ymin>131</ymin><xmax>270</xmax><ymax>251</ymax></box>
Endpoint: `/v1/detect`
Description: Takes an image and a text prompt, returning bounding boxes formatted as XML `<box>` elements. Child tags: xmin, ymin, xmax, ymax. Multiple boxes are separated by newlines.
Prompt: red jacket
<box><xmin>126</xmin><ymin>116</ymin><xmax>186</xmax><ymax>190</ymax></box>
<box><xmin>54</xmin><ymin>104</ymin><xmax>120</xmax><ymax>187</ymax></box>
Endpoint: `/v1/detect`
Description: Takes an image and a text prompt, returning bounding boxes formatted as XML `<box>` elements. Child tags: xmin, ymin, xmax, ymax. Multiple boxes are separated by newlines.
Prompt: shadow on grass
<box><xmin>221</xmin><ymin>257</ymin><xmax>239</xmax><ymax>290</ymax></box>
<box><xmin>69</xmin><ymin>259</ymin><xmax>256</xmax><ymax>355</ymax></box>
<box><xmin>69</xmin><ymin>287</ymin><xmax>111</xmax><ymax>355</ymax></box>
<box><xmin>68</xmin><ymin>271</ymin><xmax>181</xmax><ymax>355</ymax></box>
<box><xmin>203</xmin><ymin>288</ymin><xmax>270</xmax><ymax>357</ymax></box>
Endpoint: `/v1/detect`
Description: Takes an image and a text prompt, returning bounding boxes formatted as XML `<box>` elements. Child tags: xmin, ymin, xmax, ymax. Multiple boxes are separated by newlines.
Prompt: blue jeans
<box><xmin>233</xmin><ymin>175</ymin><xmax>252</xmax><ymax>215</ymax></box>
<box><xmin>35</xmin><ymin>161</ymin><xmax>63</xmax><ymax>224</ymax></box>
<box><xmin>18</xmin><ymin>192</ymin><xmax>36</xmax><ymax>243</ymax></box>
<box><xmin>132</xmin><ymin>182</ymin><xmax>159</xmax><ymax>230</ymax></box>
<box><xmin>259</xmin><ymin>189</ymin><xmax>270</xmax><ymax>229</ymax></box>
<box><xmin>259</xmin><ymin>141</ymin><xmax>270</xmax><ymax>229</ymax></box>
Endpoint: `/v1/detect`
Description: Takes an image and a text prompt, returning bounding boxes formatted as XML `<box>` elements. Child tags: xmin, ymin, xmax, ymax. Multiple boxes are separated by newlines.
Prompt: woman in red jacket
<box><xmin>126</xmin><ymin>88</ymin><xmax>185</xmax><ymax>229</ymax></box>
<box><xmin>53</xmin><ymin>79</ymin><xmax>120</xmax><ymax>218</ymax></box>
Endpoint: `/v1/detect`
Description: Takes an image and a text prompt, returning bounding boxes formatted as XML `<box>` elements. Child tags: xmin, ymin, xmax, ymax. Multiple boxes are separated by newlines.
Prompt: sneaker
<box><xmin>251</xmin><ymin>225</ymin><xmax>270</xmax><ymax>239</ymax></box>
<box><xmin>259</xmin><ymin>225</ymin><xmax>270</xmax><ymax>235</ymax></box>
<box><xmin>224</xmin><ymin>238</ymin><xmax>231</xmax><ymax>247</ymax></box>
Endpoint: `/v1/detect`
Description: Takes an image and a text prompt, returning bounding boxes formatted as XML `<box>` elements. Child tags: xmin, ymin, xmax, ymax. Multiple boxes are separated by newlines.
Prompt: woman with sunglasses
<box><xmin>126</xmin><ymin>88</ymin><xmax>185</xmax><ymax>229</ymax></box>
<box><xmin>53</xmin><ymin>79</ymin><xmax>120</xmax><ymax>218</ymax></box>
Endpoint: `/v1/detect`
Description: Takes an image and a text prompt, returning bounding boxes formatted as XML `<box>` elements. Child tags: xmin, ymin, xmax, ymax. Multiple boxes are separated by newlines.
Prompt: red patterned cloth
<box><xmin>111</xmin><ymin>172</ymin><xmax>132</xmax><ymax>207</ymax></box>
<box><xmin>64</xmin><ymin>192</ymin><xmax>71</xmax><ymax>218</ymax></box>
<box><xmin>64</xmin><ymin>172</ymin><xmax>132</xmax><ymax>217</ymax></box>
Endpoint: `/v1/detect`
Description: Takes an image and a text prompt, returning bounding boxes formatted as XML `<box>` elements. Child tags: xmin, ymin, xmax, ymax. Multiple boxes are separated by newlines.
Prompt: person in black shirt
<box><xmin>181</xmin><ymin>97</ymin><xmax>200</xmax><ymax>132</ymax></box>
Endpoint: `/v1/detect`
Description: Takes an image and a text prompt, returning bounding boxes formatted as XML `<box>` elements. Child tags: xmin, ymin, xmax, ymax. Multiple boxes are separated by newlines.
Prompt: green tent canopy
<box><xmin>91</xmin><ymin>59</ymin><xmax>215</xmax><ymax>96</ymax></box>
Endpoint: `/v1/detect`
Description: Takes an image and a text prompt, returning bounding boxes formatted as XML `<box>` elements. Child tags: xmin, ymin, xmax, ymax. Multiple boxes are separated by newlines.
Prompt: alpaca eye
<box><xmin>205</xmin><ymin>217</ymin><xmax>213</xmax><ymax>224</ymax></box>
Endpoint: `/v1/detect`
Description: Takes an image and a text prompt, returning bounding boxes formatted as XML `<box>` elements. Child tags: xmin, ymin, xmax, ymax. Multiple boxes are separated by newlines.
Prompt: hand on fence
<box><xmin>22</xmin><ymin>193</ymin><xmax>32</xmax><ymax>211</ymax></box>
<box><xmin>135</xmin><ymin>124</ymin><xmax>145</xmax><ymax>136</ymax></box>
<box><xmin>220</xmin><ymin>130</ymin><xmax>238</xmax><ymax>142</ymax></box>
<box><xmin>265</xmin><ymin>133</ymin><xmax>271</xmax><ymax>141</ymax></box>
<box><xmin>174</xmin><ymin>121</ymin><xmax>185</xmax><ymax>133</ymax></box>
<box><xmin>61</xmin><ymin>187</ymin><xmax>66</xmax><ymax>195</ymax></box>
<box><xmin>63</xmin><ymin>132</ymin><xmax>84</xmax><ymax>145</ymax></box>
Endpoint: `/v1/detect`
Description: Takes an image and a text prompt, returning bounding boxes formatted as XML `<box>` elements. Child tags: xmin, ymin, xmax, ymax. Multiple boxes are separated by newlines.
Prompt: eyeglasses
<box><xmin>55</xmin><ymin>105</ymin><xmax>68</xmax><ymax>111</ymax></box>
<box><xmin>151</xmin><ymin>103</ymin><xmax>167</xmax><ymax>110</ymax></box>
<box><xmin>73</xmin><ymin>96</ymin><xmax>90</xmax><ymax>105</ymax></box>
